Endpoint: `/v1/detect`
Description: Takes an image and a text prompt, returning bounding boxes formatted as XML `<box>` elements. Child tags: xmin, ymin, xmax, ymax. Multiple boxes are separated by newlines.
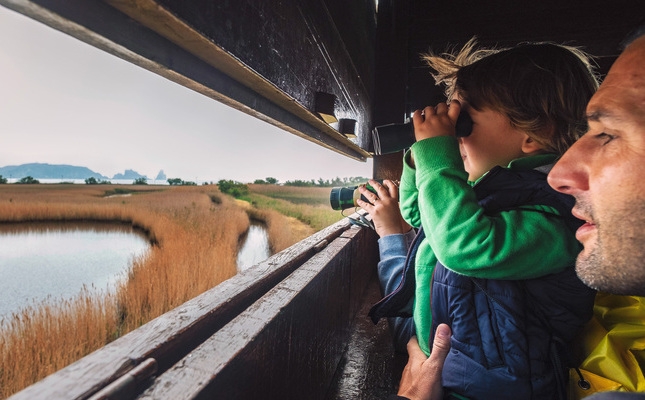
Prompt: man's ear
<box><xmin>521</xmin><ymin>135</ymin><xmax>544</xmax><ymax>155</ymax></box>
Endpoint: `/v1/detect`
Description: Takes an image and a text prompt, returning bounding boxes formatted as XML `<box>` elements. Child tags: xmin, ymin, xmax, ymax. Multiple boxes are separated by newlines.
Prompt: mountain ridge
<box><xmin>0</xmin><ymin>163</ymin><xmax>154</xmax><ymax>181</ymax></box>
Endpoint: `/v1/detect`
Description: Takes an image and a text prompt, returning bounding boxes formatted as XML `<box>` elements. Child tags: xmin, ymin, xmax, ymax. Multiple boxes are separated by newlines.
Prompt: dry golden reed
<box><xmin>0</xmin><ymin>183</ymin><xmax>343</xmax><ymax>397</ymax></box>
<box><xmin>245</xmin><ymin>206</ymin><xmax>314</xmax><ymax>253</ymax></box>
<box><xmin>0</xmin><ymin>184</ymin><xmax>250</xmax><ymax>397</ymax></box>
<box><xmin>0</xmin><ymin>288</ymin><xmax>118</xmax><ymax>393</ymax></box>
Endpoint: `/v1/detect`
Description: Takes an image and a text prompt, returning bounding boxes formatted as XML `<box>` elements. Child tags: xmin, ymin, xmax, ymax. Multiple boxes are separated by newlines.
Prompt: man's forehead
<box><xmin>604</xmin><ymin>36</ymin><xmax>645</xmax><ymax>87</ymax></box>
<box><xmin>586</xmin><ymin>38</ymin><xmax>645</xmax><ymax>119</ymax></box>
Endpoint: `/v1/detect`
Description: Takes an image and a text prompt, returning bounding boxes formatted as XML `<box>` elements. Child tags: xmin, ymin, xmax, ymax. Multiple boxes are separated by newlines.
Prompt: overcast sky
<box><xmin>0</xmin><ymin>6</ymin><xmax>373</xmax><ymax>183</ymax></box>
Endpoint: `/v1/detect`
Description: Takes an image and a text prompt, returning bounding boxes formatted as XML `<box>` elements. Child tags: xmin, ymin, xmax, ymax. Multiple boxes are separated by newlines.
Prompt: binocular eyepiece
<box><xmin>329</xmin><ymin>181</ymin><xmax>380</xmax><ymax>211</ymax></box>
<box><xmin>372</xmin><ymin>110</ymin><xmax>473</xmax><ymax>155</ymax></box>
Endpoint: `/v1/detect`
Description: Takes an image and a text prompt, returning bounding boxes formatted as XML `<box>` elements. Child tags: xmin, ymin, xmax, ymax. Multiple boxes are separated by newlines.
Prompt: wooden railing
<box><xmin>9</xmin><ymin>217</ymin><xmax>401</xmax><ymax>400</ymax></box>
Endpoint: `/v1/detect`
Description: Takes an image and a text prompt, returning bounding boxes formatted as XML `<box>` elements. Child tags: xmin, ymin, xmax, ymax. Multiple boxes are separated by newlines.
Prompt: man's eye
<box><xmin>596</xmin><ymin>132</ymin><xmax>616</xmax><ymax>145</ymax></box>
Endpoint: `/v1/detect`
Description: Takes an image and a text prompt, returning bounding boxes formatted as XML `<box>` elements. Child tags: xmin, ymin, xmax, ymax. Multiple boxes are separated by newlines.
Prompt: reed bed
<box><xmin>0</xmin><ymin>183</ymin><xmax>341</xmax><ymax>397</ymax></box>
<box><xmin>0</xmin><ymin>288</ymin><xmax>118</xmax><ymax>393</ymax></box>
<box><xmin>0</xmin><ymin>184</ymin><xmax>252</xmax><ymax>397</ymax></box>
<box><xmin>245</xmin><ymin>206</ymin><xmax>315</xmax><ymax>253</ymax></box>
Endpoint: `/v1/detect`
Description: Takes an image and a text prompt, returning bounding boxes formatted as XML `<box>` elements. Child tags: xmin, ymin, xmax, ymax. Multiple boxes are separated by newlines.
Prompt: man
<box><xmin>547</xmin><ymin>28</ymin><xmax>645</xmax><ymax>298</ymax></box>
<box><xmin>394</xmin><ymin>24</ymin><xmax>645</xmax><ymax>400</ymax></box>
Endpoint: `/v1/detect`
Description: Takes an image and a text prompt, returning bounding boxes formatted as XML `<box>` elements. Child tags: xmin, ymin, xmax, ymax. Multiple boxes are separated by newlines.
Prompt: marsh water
<box><xmin>0</xmin><ymin>219</ymin><xmax>271</xmax><ymax>319</ymax></box>
<box><xmin>236</xmin><ymin>221</ymin><xmax>271</xmax><ymax>272</ymax></box>
<box><xmin>0</xmin><ymin>222</ymin><xmax>150</xmax><ymax>318</ymax></box>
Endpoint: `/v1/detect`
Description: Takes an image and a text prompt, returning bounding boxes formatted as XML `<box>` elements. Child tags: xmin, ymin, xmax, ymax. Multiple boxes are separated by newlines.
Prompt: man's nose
<box><xmin>547</xmin><ymin>147</ymin><xmax>589</xmax><ymax>194</ymax></box>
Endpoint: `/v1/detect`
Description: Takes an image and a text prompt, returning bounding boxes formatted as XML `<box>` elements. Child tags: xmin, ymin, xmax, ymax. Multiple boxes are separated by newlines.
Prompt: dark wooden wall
<box><xmin>371</xmin><ymin>0</ymin><xmax>644</xmax><ymax>179</ymax></box>
<box><xmin>148</xmin><ymin>0</ymin><xmax>377</xmax><ymax>152</ymax></box>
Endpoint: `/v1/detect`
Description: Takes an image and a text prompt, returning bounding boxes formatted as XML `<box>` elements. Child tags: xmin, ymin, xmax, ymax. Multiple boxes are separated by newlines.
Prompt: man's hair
<box><xmin>620</xmin><ymin>20</ymin><xmax>645</xmax><ymax>50</ymax></box>
<box><xmin>422</xmin><ymin>38</ymin><xmax>599</xmax><ymax>155</ymax></box>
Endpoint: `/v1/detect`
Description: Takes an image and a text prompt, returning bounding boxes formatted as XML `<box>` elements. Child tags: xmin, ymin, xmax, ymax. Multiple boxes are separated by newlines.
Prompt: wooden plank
<box><xmin>8</xmin><ymin>219</ymin><xmax>355</xmax><ymax>400</ymax></box>
<box><xmin>99</xmin><ymin>0</ymin><xmax>375</xmax><ymax>154</ymax></box>
<box><xmin>149</xmin><ymin>0</ymin><xmax>376</xmax><ymax>150</ymax></box>
<box><xmin>137</xmin><ymin>225</ymin><xmax>380</xmax><ymax>399</ymax></box>
<box><xmin>325</xmin><ymin>274</ymin><xmax>406</xmax><ymax>400</ymax></box>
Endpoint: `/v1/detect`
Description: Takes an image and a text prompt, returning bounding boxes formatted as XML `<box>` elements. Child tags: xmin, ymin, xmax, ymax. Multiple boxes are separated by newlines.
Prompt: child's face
<box><xmin>455</xmin><ymin>94</ymin><xmax>531</xmax><ymax>181</ymax></box>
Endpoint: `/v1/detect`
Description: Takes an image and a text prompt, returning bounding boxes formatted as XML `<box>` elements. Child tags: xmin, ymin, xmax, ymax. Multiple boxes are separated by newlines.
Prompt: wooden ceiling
<box><xmin>374</xmin><ymin>0</ymin><xmax>645</xmax><ymax>125</ymax></box>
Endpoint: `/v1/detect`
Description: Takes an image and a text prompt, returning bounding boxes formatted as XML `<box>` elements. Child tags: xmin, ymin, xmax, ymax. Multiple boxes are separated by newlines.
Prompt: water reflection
<box><xmin>0</xmin><ymin>222</ymin><xmax>150</xmax><ymax>318</ymax></box>
<box><xmin>236</xmin><ymin>222</ymin><xmax>271</xmax><ymax>272</ymax></box>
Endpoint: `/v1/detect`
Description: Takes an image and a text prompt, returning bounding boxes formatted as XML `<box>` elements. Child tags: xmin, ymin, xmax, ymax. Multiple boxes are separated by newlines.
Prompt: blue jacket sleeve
<box><xmin>377</xmin><ymin>231</ymin><xmax>416</xmax><ymax>295</ymax></box>
<box><xmin>377</xmin><ymin>230</ymin><xmax>416</xmax><ymax>353</ymax></box>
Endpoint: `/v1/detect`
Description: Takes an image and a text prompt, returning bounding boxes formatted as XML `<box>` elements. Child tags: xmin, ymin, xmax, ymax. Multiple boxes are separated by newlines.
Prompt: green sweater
<box><xmin>400</xmin><ymin>136</ymin><xmax>581</xmax><ymax>355</ymax></box>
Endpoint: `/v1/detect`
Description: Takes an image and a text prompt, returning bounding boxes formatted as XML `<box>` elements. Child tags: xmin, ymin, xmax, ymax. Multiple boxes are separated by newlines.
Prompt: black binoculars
<box><xmin>372</xmin><ymin>111</ymin><xmax>473</xmax><ymax>155</ymax></box>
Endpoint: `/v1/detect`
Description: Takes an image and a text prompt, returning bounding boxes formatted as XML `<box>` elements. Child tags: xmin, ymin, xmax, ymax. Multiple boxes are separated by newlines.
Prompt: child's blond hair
<box><xmin>422</xmin><ymin>38</ymin><xmax>599</xmax><ymax>155</ymax></box>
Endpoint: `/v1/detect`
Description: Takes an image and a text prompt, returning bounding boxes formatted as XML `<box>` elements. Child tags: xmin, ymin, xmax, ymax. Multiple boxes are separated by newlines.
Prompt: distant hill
<box><xmin>112</xmin><ymin>169</ymin><xmax>147</xmax><ymax>180</ymax></box>
<box><xmin>0</xmin><ymin>163</ymin><xmax>108</xmax><ymax>180</ymax></box>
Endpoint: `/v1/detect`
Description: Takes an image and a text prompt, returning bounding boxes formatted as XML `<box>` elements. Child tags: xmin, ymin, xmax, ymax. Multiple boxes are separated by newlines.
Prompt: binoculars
<box><xmin>372</xmin><ymin>111</ymin><xmax>473</xmax><ymax>155</ymax></box>
<box><xmin>329</xmin><ymin>181</ymin><xmax>380</xmax><ymax>211</ymax></box>
<box><xmin>331</xmin><ymin>111</ymin><xmax>473</xmax><ymax>210</ymax></box>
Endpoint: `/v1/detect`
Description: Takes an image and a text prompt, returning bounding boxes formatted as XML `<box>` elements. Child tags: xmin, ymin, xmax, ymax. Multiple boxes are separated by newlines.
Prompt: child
<box><xmin>365</xmin><ymin>39</ymin><xmax>599</xmax><ymax>400</ymax></box>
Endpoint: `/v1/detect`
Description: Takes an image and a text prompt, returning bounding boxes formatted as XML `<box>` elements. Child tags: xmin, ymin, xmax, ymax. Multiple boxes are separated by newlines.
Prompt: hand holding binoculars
<box><xmin>372</xmin><ymin>110</ymin><xmax>473</xmax><ymax>155</ymax></box>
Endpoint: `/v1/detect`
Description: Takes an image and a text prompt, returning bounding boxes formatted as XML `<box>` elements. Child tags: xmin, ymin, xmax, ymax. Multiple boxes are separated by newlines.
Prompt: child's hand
<box><xmin>356</xmin><ymin>180</ymin><xmax>412</xmax><ymax>237</ymax></box>
<box><xmin>412</xmin><ymin>100</ymin><xmax>462</xmax><ymax>141</ymax></box>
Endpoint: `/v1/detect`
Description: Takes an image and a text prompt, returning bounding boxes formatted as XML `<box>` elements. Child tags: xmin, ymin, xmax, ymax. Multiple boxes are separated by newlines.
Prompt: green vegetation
<box><xmin>85</xmin><ymin>177</ymin><xmax>112</xmax><ymax>185</ymax></box>
<box><xmin>167</xmin><ymin>178</ymin><xmax>197</xmax><ymax>186</ymax></box>
<box><xmin>0</xmin><ymin>175</ymin><xmax>7</xmax><ymax>184</ymax></box>
<box><xmin>247</xmin><ymin>184</ymin><xmax>345</xmax><ymax>231</ymax></box>
<box><xmin>283</xmin><ymin>176</ymin><xmax>369</xmax><ymax>187</ymax></box>
<box><xmin>133</xmin><ymin>177</ymin><xmax>148</xmax><ymax>185</ymax></box>
<box><xmin>16</xmin><ymin>176</ymin><xmax>39</xmax><ymax>184</ymax></box>
<box><xmin>253</xmin><ymin>177</ymin><xmax>279</xmax><ymax>184</ymax></box>
<box><xmin>217</xmin><ymin>179</ymin><xmax>249</xmax><ymax>198</ymax></box>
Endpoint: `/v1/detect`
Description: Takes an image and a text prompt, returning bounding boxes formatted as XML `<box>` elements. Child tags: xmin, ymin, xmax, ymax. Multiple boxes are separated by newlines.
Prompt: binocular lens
<box><xmin>329</xmin><ymin>182</ymin><xmax>380</xmax><ymax>210</ymax></box>
<box><xmin>329</xmin><ymin>186</ymin><xmax>359</xmax><ymax>210</ymax></box>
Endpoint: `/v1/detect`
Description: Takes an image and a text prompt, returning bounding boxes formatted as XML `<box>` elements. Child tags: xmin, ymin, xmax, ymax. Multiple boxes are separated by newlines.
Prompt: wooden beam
<box><xmin>0</xmin><ymin>0</ymin><xmax>372</xmax><ymax>161</ymax></box>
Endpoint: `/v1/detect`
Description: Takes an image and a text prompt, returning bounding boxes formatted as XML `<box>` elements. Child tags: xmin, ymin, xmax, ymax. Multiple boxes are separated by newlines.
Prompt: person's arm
<box><xmin>399</xmin><ymin>103</ymin><xmax>578</xmax><ymax>279</ymax></box>
<box><xmin>357</xmin><ymin>180</ymin><xmax>415</xmax><ymax>294</ymax></box>
<box><xmin>393</xmin><ymin>324</ymin><xmax>452</xmax><ymax>400</ymax></box>
<box><xmin>375</xmin><ymin>234</ymin><xmax>411</xmax><ymax>294</ymax></box>
<box><xmin>408</xmin><ymin>136</ymin><xmax>579</xmax><ymax>279</ymax></box>
<box><xmin>357</xmin><ymin>180</ymin><xmax>416</xmax><ymax>351</ymax></box>
<box><xmin>399</xmin><ymin>151</ymin><xmax>421</xmax><ymax>229</ymax></box>
<box><xmin>373</xmin><ymin>232</ymin><xmax>417</xmax><ymax>352</ymax></box>
<box><xmin>357</xmin><ymin>180</ymin><xmax>412</xmax><ymax>238</ymax></box>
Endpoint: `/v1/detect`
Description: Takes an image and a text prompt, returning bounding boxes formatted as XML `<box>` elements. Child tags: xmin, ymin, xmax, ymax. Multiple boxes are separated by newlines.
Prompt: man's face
<box><xmin>548</xmin><ymin>35</ymin><xmax>645</xmax><ymax>296</ymax></box>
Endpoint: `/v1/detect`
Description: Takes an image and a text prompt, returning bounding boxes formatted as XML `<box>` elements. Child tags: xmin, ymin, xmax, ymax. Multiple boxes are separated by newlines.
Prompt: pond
<box><xmin>0</xmin><ymin>222</ymin><xmax>150</xmax><ymax>318</ymax></box>
<box><xmin>236</xmin><ymin>222</ymin><xmax>271</xmax><ymax>272</ymax></box>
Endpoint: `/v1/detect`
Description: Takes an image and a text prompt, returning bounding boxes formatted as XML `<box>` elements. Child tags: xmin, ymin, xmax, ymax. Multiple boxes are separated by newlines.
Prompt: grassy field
<box><xmin>246</xmin><ymin>184</ymin><xmax>346</xmax><ymax>231</ymax></box>
<box><xmin>0</xmin><ymin>183</ymin><xmax>342</xmax><ymax>397</ymax></box>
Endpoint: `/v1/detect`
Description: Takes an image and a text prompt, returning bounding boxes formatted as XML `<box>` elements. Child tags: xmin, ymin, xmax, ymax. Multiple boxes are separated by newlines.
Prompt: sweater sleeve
<box><xmin>376</xmin><ymin>231</ymin><xmax>417</xmax><ymax>352</ymax></box>
<box><xmin>377</xmin><ymin>233</ymin><xmax>410</xmax><ymax>295</ymax></box>
<box><xmin>399</xmin><ymin>150</ymin><xmax>422</xmax><ymax>229</ymax></box>
<box><xmin>406</xmin><ymin>136</ymin><xmax>580</xmax><ymax>280</ymax></box>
